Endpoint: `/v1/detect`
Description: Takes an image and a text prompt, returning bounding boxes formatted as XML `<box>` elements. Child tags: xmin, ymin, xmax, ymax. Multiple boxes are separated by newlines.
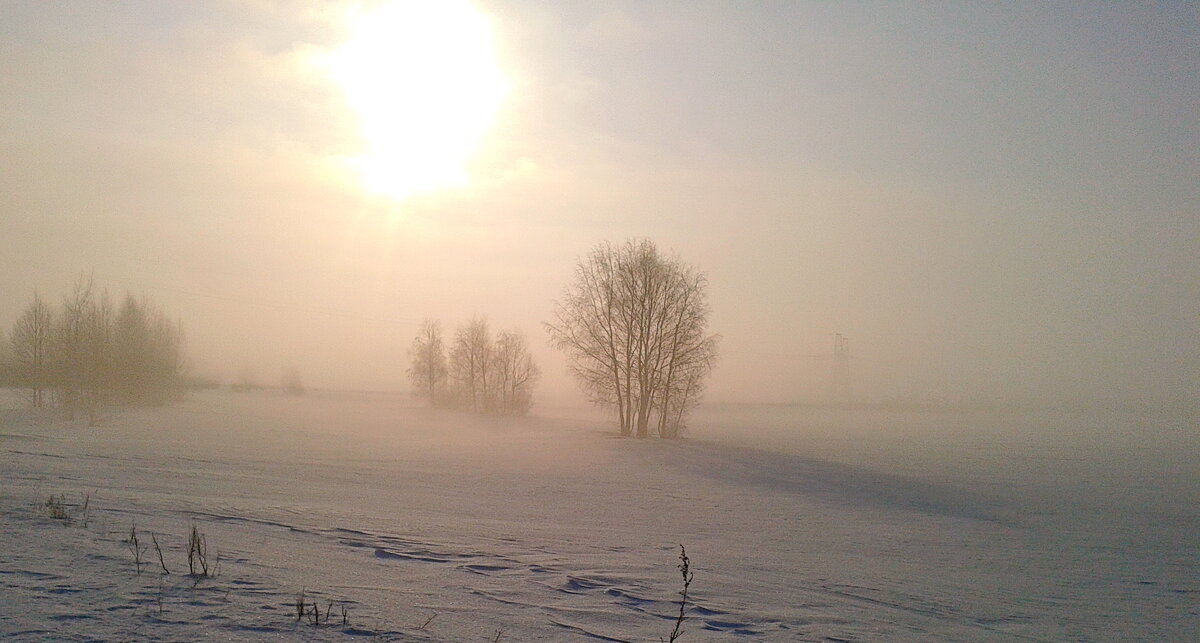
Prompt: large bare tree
<box><xmin>546</xmin><ymin>239</ymin><xmax>719</xmax><ymax>438</ymax></box>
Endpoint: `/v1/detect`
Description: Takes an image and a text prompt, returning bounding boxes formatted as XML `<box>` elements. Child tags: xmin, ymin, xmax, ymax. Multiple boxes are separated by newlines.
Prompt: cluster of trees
<box><xmin>0</xmin><ymin>240</ymin><xmax>717</xmax><ymax>439</ymax></box>
<box><xmin>547</xmin><ymin>239</ymin><xmax>719</xmax><ymax>438</ymax></box>
<box><xmin>1</xmin><ymin>279</ymin><xmax>186</xmax><ymax>421</ymax></box>
<box><xmin>408</xmin><ymin>317</ymin><xmax>540</xmax><ymax>416</ymax></box>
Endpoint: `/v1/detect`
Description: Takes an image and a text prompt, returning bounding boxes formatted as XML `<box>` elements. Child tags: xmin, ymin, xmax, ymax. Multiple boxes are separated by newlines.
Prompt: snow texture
<box><xmin>1</xmin><ymin>389</ymin><xmax>1196</xmax><ymax>641</ymax></box>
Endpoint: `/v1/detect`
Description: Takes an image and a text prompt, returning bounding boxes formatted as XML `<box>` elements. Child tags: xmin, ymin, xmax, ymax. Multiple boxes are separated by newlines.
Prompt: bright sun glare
<box><xmin>327</xmin><ymin>1</ymin><xmax>508</xmax><ymax>200</ymax></box>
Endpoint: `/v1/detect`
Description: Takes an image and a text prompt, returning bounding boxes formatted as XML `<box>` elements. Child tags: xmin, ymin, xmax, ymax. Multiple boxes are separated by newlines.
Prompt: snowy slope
<box><xmin>1</xmin><ymin>390</ymin><xmax>1196</xmax><ymax>641</ymax></box>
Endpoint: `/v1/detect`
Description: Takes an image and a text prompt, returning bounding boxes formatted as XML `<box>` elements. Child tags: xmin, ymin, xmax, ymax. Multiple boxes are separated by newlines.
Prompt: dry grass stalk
<box><xmin>127</xmin><ymin>523</ymin><xmax>145</xmax><ymax>574</ymax></box>
<box><xmin>664</xmin><ymin>544</ymin><xmax>694</xmax><ymax>643</ymax></box>
<box><xmin>151</xmin><ymin>532</ymin><xmax>169</xmax><ymax>574</ymax></box>
<box><xmin>187</xmin><ymin>524</ymin><xmax>210</xmax><ymax>576</ymax></box>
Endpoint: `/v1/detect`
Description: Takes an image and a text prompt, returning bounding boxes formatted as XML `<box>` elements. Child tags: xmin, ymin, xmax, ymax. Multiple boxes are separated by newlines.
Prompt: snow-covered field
<box><xmin>1</xmin><ymin>389</ymin><xmax>1196</xmax><ymax>641</ymax></box>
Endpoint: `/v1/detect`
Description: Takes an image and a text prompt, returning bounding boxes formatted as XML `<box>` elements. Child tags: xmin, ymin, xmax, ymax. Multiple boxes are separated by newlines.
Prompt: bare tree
<box><xmin>492</xmin><ymin>330</ymin><xmax>540</xmax><ymax>416</ymax></box>
<box><xmin>546</xmin><ymin>244</ymin><xmax>631</xmax><ymax>433</ymax></box>
<box><xmin>113</xmin><ymin>294</ymin><xmax>184</xmax><ymax>406</ymax></box>
<box><xmin>53</xmin><ymin>277</ymin><xmax>98</xmax><ymax>419</ymax></box>
<box><xmin>449</xmin><ymin>316</ymin><xmax>493</xmax><ymax>412</ymax></box>
<box><xmin>113</xmin><ymin>295</ymin><xmax>152</xmax><ymax>404</ymax></box>
<box><xmin>9</xmin><ymin>292</ymin><xmax>54</xmax><ymax>408</ymax></box>
<box><xmin>651</xmin><ymin>266</ymin><xmax>718</xmax><ymax>438</ymax></box>
<box><xmin>416</xmin><ymin>319</ymin><xmax>539</xmax><ymax>416</ymax></box>
<box><xmin>147</xmin><ymin>308</ymin><xmax>185</xmax><ymax>403</ymax></box>
<box><xmin>407</xmin><ymin>319</ymin><xmax>447</xmax><ymax>405</ymax></box>
<box><xmin>10</xmin><ymin>281</ymin><xmax>184</xmax><ymax>416</ymax></box>
<box><xmin>546</xmin><ymin>240</ymin><xmax>719</xmax><ymax>438</ymax></box>
<box><xmin>52</xmin><ymin>280</ymin><xmax>120</xmax><ymax>423</ymax></box>
<box><xmin>80</xmin><ymin>290</ymin><xmax>115</xmax><ymax>424</ymax></box>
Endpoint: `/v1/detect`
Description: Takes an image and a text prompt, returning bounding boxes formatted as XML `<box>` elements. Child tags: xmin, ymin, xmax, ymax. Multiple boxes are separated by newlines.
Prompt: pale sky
<box><xmin>1</xmin><ymin>1</ymin><xmax>1197</xmax><ymax>408</ymax></box>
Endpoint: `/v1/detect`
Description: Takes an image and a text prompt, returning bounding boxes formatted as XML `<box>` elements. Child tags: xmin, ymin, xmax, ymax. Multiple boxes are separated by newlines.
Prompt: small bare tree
<box><xmin>449</xmin><ymin>316</ymin><xmax>493</xmax><ymax>413</ymax></box>
<box><xmin>81</xmin><ymin>290</ymin><xmax>115</xmax><ymax>425</ymax></box>
<box><xmin>407</xmin><ymin>319</ymin><xmax>447</xmax><ymax>405</ymax></box>
<box><xmin>416</xmin><ymin>318</ymin><xmax>539</xmax><ymax>416</ymax></box>
<box><xmin>53</xmin><ymin>277</ymin><xmax>98</xmax><ymax>419</ymax></box>
<box><xmin>147</xmin><ymin>308</ymin><xmax>185</xmax><ymax>403</ymax></box>
<box><xmin>9</xmin><ymin>292</ymin><xmax>53</xmax><ymax>408</ymax></box>
<box><xmin>112</xmin><ymin>294</ymin><xmax>184</xmax><ymax>406</ymax></box>
<box><xmin>491</xmin><ymin>330</ymin><xmax>541</xmax><ymax>416</ymax></box>
<box><xmin>113</xmin><ymin>295</ymin><xmax>152</xmax><ymax>404</ymax></box>
<box><xmin>547</xmin><ymin>240</ymin><xmax>719</xmax><ymax>438</ymax></box>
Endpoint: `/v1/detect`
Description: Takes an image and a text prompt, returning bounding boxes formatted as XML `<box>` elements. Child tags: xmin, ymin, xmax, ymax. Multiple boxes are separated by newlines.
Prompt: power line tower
<box><xmin>831</xmin><ymin>333</ymin><xmax>851</xmax><ymax>405</ymax></box>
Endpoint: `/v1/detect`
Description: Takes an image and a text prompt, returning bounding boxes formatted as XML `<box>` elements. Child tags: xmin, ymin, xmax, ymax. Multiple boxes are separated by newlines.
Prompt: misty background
<box><xmin>2</xmin><ymin>1</ymin><xmax>1197</xmax><ymax>410</ymax></box>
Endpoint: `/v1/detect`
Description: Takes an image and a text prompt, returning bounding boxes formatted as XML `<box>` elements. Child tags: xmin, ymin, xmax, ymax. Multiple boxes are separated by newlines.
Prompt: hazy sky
<box><xmin>2</xmin><ymin>1</ymin><xmax>1197</xmax><ymax>407</ymax></box>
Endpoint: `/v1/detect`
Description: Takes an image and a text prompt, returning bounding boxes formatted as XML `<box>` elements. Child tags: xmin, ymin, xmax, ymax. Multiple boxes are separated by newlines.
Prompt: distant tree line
<box><xmin>0</xmin><ymin>278</ymin><xmax>186</xmax><ymax>421</ymax></box>
<box><xmin>408</xmin><ymin>316</ymin><xmax>540</xmax><ymax>416</ymax></box>
<box><xmin>546</xmin><ymin>239</ymin><xmax>719</xmax><ymax>438</ymax></box>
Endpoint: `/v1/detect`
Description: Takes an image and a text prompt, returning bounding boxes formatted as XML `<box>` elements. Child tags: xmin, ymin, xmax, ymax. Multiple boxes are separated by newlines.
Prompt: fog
<box><xmin>4</xmin><ymin>386</ymin><xmax>1197</xmax><ymax>639</ymax></box>
<box><xmin>2</xmin><ymin>2</ymin><xmax>1197</xmax><ymax>413</ymax></box>
<box><xmin>4</xmin><ymin>7</ymin><xmax>1198</xmax><ymax>638</ymax></box>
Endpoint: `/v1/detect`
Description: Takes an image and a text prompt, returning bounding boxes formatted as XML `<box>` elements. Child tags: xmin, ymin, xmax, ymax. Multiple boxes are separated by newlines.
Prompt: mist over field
<box><xmin>3</xmin><ymin>390</ymin><xmax>1197</xmax><ymax>640</ymax></box>
<box><xmin>1</xmin><ymin>1</ymin><xmax>1197</xmax><ymax>641</ymax></box>
<box><xmin>2</xmin><ymin>1</ymin><xmax>1197</xmax><ymax>412</ymax></box>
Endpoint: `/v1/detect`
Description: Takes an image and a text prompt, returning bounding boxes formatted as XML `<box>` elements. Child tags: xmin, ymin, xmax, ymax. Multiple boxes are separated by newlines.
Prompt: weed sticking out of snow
<box><xmin>151</xmin><ymin>531</ymin><xmax>169</xmax><ymax>574</ymax></box>
<box><xmin>38</xmin><ymin>492</ymin><xmax>93</xmax><ymax>527</ymax></box>
<box><xmin>3</xmin><ymin>390</ymin><xmax>1197</xmax><ymax>640</ymax></box>
<box><xmin>41</xmin><ymin>494</ymin><xmax>69</xmax><ymax>521</ymax></box>
<box><xmin>8</xmin><ymin>501</ymin><xmax>377</xmax><ymax>638</ymax></box>
<box><xmin>664</xmin><ymin>544</ymin><xmax>694</xmax><ymax>643</ymax></box>
<box><xmin>127</xmin><ymin>522</ymin><xmax>147</xmax><ymax>575</ymax></box>
<box><xmin>187</xmin><ymin>523</ymin><xmax>210</xmax><ymax>577</ymax></box>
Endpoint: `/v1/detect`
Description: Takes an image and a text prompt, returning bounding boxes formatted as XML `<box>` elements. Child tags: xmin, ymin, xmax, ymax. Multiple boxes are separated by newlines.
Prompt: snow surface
<box><xmin>1</xmin><ymin>389</ymin><xmax>1196</xmax><ymax>641</ymax></box>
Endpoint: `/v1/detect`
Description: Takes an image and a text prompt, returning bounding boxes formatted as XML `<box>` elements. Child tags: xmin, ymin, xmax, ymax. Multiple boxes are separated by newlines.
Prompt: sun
<box><xmin>326</xmin><ymin>1</ymin><xmax>509</xmax><ymax>200</ymax></box>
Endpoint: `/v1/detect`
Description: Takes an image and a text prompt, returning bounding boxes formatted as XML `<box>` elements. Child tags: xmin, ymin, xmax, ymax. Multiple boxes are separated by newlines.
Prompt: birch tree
<box><xmin>407</xmin><ymin>319</ymin><xmax>447</xmax><ymax>405</ymax></box>
<box><xmin>449</xmin><ymin>316</ymin><xmax>493</xmax><ymax>412</ymax></box>
<box><xmin>546</xmin><ymin>239</ymin><xmax>718</xmax><ymax>438</ymax></box>
<box><xmin>9</xmin><ymin>292</ymin><xmax>53</xmax><ymax>408</ymax></box>
<box><xmin>53</xmin><ymin>278</ymin><xmax>97</xmax><ymax>419</ymax></box>
<box><xmin>492</xmin><ymin>330</ymin><xmax>540</xmax><ymax>416</ymax></box>
<box><xmin>113</xmin><ymin>294</ymin><xmax>184</xmax><ymax>405</ymax></box>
